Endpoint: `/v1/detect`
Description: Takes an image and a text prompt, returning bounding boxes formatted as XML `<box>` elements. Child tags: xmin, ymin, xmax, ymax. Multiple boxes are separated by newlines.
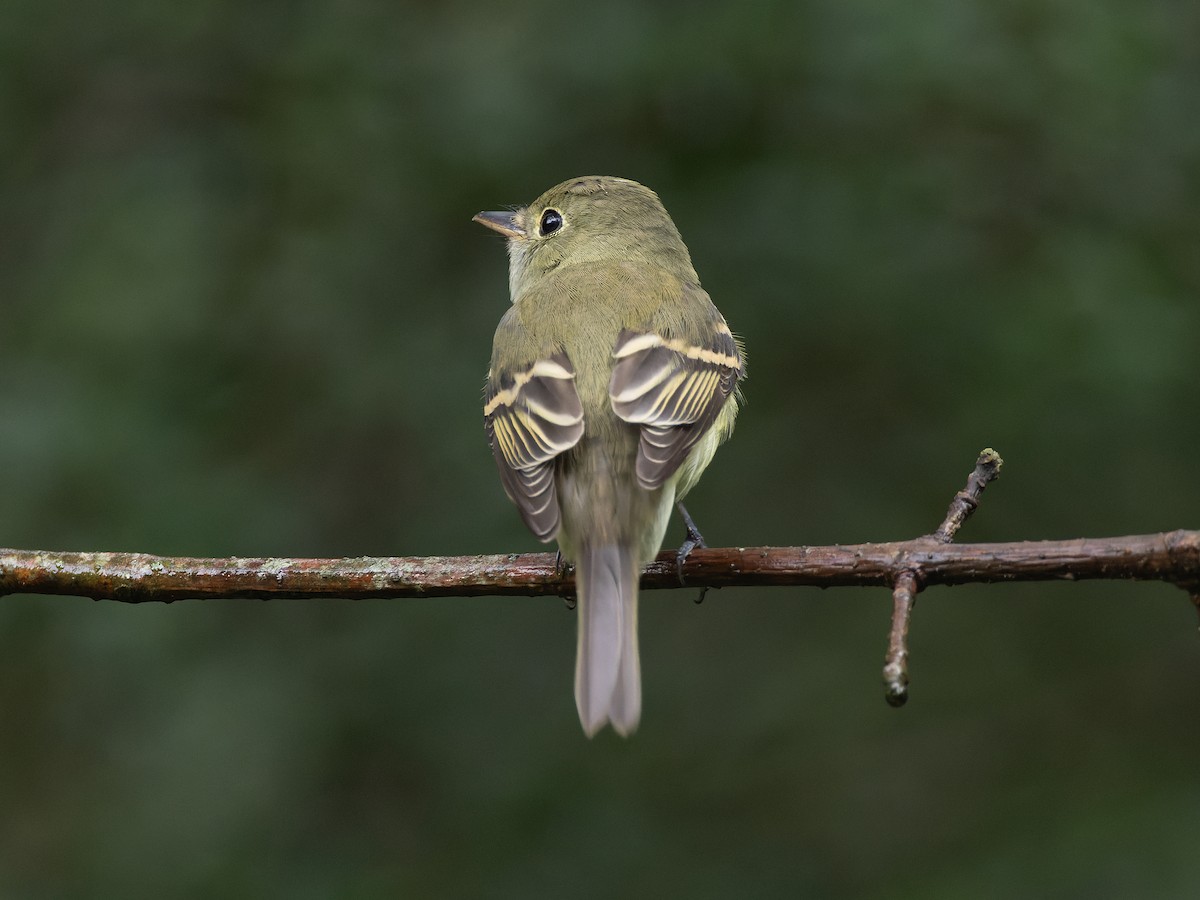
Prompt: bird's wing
<box><xmin>609</xmin><ymin>316</ymin><xmax>743</xmax><ymax>491</ymax></box>
<box><xmin>484</xmin><ymin>352</ymin><xmax>585</xmax><ymax>541</ymax></box>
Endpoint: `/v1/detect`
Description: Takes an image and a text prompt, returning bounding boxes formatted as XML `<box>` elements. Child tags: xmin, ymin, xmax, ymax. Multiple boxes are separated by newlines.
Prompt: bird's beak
<box><xmin>473</xmin><ymin>210</ymin><xmax>527</xmax><ymax>240</ymax></box>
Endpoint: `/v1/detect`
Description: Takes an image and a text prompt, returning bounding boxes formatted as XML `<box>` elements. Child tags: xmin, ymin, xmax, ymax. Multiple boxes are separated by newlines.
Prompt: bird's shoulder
<box><xmin>492</xmin><ymin>260</ymin><xmax>737</xmax><ymax>381</ymax></box>
<box><xmin>515</xmin><ymin>260</ymin><xmax>706</xmax><ymax>330</ymax></box>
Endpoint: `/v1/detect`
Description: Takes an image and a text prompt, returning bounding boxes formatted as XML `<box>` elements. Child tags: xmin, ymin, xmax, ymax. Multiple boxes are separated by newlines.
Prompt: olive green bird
<box><xmin>475</xmin><ymin>176</ymin><xmax>744</xmax><ymax>737</ymax></box>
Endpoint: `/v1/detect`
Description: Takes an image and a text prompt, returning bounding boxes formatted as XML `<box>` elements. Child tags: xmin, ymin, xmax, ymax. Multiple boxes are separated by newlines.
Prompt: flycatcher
<box><xmin>475</xmin><ymin>176</ymin><xmax>744</xmax><ymax>737</ymax></box>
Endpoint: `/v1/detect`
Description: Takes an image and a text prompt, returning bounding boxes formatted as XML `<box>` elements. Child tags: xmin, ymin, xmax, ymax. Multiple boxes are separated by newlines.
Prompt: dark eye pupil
<box><xmin>540</xmin><ymin>209</ymin><xmax>563</xmax><ymax>235</ymax></box>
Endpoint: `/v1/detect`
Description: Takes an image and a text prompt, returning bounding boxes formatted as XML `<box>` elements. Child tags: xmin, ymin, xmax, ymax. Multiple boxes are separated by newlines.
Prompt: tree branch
<box><xmin>1</xmin><ymin>449</ymin><xmax>1197</xmax><ymax>703</ymax></box>
<box><xmin>2</xmin><ymin>533</ymin><xmax>1196</xmax><ymax>601</ymax></box>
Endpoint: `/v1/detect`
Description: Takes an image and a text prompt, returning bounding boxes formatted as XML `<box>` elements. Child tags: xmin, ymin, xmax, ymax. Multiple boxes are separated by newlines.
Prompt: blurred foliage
<box><xmin>2</xmin><ymin>0</ymin><xmax>1199</xmax><ymax>896</ymax></box>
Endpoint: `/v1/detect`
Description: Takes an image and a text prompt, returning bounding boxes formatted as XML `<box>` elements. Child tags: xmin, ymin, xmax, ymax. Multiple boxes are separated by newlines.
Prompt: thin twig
<box><xmin>883</xmin><ymin>571</ymin><xmax>918</xmax><ymax>707</ymax></box>
<box><xmin>934</xmin><ymin>448</ymin><xmax>1003</xmax><ymax>543</ymax></box>
<box><xmin>882</xmin><ymin>449</ymin><xmax>1007</xmax><ymax>705</ymax></box>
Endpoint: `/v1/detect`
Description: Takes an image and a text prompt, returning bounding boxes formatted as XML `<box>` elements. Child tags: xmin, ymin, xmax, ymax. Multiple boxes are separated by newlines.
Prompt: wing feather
<box><xmin>610</xmin><ymin>324</ymin><xmax>743</xmax><ymax>491</ymax></box>
<box><xmin>484</xmin><ymin>351</ymin><xmax>584</xmax><ymax>541</ymax></box>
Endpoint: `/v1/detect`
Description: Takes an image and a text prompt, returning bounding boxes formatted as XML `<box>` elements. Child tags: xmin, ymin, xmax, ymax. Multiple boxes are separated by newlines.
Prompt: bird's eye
<box><xmin>539</xmin><ymin>208</ymin><xmax>563</xmax><ymax>236</ymax></box>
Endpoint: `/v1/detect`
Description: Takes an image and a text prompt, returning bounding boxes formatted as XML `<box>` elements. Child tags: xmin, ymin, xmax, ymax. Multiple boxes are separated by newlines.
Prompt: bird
<box><xmin>474</xmin><ymin>176</ymin><xmax>744</xmax><ymax>737</ymax></box>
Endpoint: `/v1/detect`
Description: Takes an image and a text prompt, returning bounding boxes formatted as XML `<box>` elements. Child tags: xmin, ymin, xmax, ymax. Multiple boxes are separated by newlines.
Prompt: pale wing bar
<box><xmin>484</xmin><ymin>353</ymin><xmax>585</xmax><ymax>541</ymax></box>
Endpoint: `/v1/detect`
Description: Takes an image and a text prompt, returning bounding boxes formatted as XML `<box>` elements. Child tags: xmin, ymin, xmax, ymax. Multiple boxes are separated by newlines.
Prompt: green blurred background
<box><xmin>2</xmin><ymin>0</ymin><xmax>1198</xmax><ymax>896</ymax></box>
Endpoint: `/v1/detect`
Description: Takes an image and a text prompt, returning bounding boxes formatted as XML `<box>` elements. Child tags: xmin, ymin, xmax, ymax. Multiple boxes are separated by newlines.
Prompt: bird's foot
<box><xmin>555</xmin><ymin>550</ymin><xmax>576</xmax><ymax>610</ymax></box>
<box><xmin>675</xmin><ymin>502</ymin><xmax>710</xmax><ymax>604</ymax></box>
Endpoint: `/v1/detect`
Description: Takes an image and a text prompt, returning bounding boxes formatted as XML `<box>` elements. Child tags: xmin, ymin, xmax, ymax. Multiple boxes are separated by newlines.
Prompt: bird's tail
<box><xmin>574</xmin><ymin>543</ymin><xmax>641</xmax><ymax>737</ymax></box>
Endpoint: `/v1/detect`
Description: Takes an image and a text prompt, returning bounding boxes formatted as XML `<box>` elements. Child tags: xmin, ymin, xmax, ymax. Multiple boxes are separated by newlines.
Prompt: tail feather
<box><xmin>574</xmin><ymin>544</ymin><xmax>641</xmax><ymax>737</ymax></box>
<box><xmin>608</xmin><ymin>596</ymin><xmax>641</xmax><ymax>737</ymax></box>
